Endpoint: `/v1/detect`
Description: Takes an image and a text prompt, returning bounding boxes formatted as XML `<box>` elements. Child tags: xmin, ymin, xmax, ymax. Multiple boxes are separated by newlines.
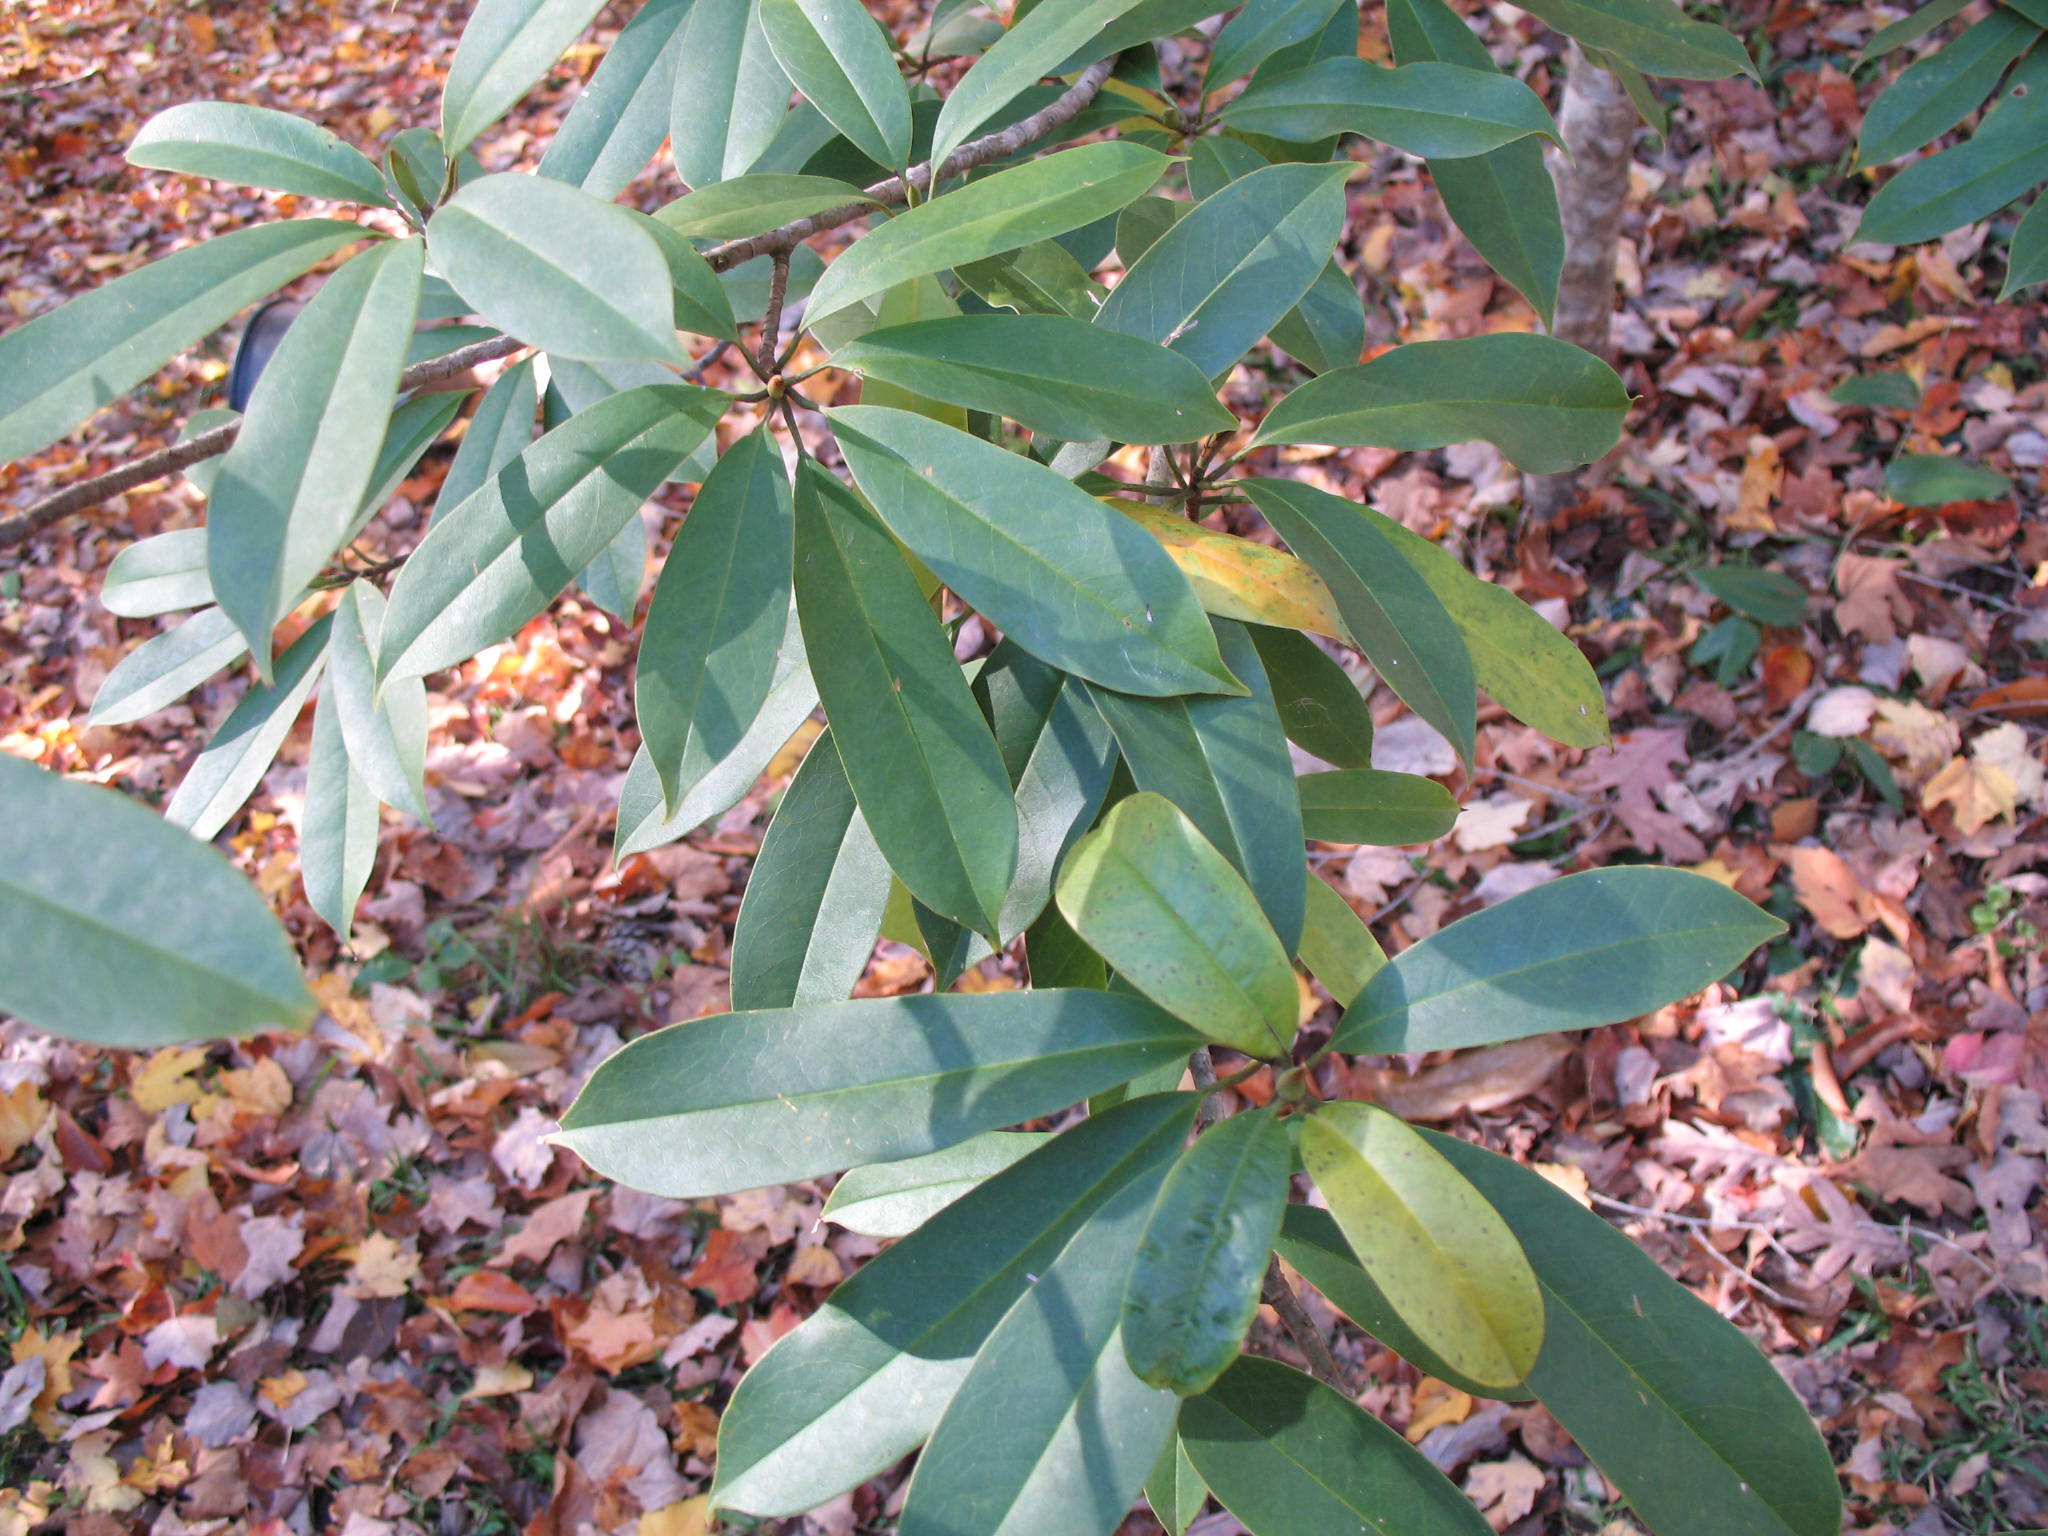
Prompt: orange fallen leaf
<box><xmin>446</xmin><ymin>1270</ymin><xmax>540</xmax><ymax>1316</ymax></box>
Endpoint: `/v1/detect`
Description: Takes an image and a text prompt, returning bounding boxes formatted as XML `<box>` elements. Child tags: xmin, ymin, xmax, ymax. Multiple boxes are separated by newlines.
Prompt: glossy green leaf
<box><xmin>834</xmin><ymin>316</ymin><xmax>1235</xmax><ymax>443</ymax></box>
<box><xmin>554</xmin><ymin>988</ymin><xmax>1202</xmax><ymax>1196</ymax></box>
<box><xmin>670</xmin><ymin>0</ymin><xmax>791</xmax><ymax>186</ymax></box>
<box><xmin>1693</xmin><ymin>566</ymin><xmax>1809</xmax><ymax>627</ymax></box>
<box><xmin>638</xmin><ymin>431</ymin><xmax>794</xmax><ymax>811</ymax></box>
<box><xmin>1086</xmin><ymin>622</ymin><xmax>1307</xmax><ymax>950</ymax></box>
<box><xmin>1123</xmin><ymin>1108</ymin><xmax>1291</xmax><ymax>1395</ymax></box>
<box><xmin>792</xmin><ymin>460</ymin><xmax>1016</xmax><ymax>935</ymax></box>
<box><xmin>1096</xmin><ymin>161</ymin><xmax>1349</xmax><ymax>380</ymax></box>
<box><xmin>713</xmin><ymin>1095</ymin><xmax>1194</xmax><ymax>1517</ymax></box>
<box><xmin>428</xmin><ymin>173</ymin><xmax>686</xmax><ymax>364</ymax></box>
<box><xmin>1116</xmin><ymin>194</ymin><xmax>1185</xmax><ymax>265</ymax></box>
<box><xmin>1858</xmin><ymin>8</ymin><xmax>2038</xmax><ymax>164</ymax></box>
<box><xmin>87</xmin><ymin>606</ymin><xmax>249</xmax><ymax>728</ymax></box>
<box><xmin>1246</xmin><ymin>478</ymin><xmax>1476</xmax><ymax>766</ymax></box>
<box><xmin>1027</xmin><ymin>902</ymin><xmax>1111</xmax><ymax>990</ymax></box>
<box><xmin>1181</xmin><ymin>1356</ymin><xmax>1493</xmax><ymax>1536</ymax></box>
<box><xmin>103</xmin><ymin>528</ymin><xmax>213</xmax><ymax>619</ymax></box>
<box><xmin>929</xmin><ymin>0</ymin><xmax>1149</xmax><ymax>170</ymax></box>
<box><xmin>1298</xmin><ymin>768</ymin><xmax>1458</xmax><ymax>845</ymax></box>
<box><xmin>822</xmin><ymin>1130</ymin><xmax>1049</xmax><ymax>1237</ymax></box>
<box><xmin>129</xmin><ymin>102</ymin><xmax>389</xmax><ymax>203</ymax></box>
<box><xmin>806</xmin><ymin>141</ymin><xmax>1169</xmax><ymax>325</ymax></box>
<box><xmin>206</xmin><ymin>238</ymin><xmax>423</xmax><ymax>671</ymax></box>
<box><xmin>2004</xmin><ymin>191</ymin><xmax>2048</xmax><ymax>296</ymax></box>
<box><xmin>1302</xmin><ymin>1102</ymin><xmax>1543</xmax><ymax>1391</ymax></box>
<box><xmin>301</xmin><ymin>681</ymin><xmax>381</xmax><ymax>939</ymax></box>
<box><xmin>1856</xmin><ymin>51</ymin><xmax>2048</xmax><ymax>246</ymax></box>
<box><xmin>1335</xmin><ymin>866</ymin><xmax>1786</xmax><ymax>1052</ymax></box>
<box><xmin>1208</xmin><ymin>0</ymin><xmax>1350</xmax><ymax>84</ymax></box>
<box><xmin>1223</xmin><ymin>59</ymin><xmax>1560</xmax><ymax>156</ymax></box>
<box><xmin>166</xmin><ymin>616</ymin><xmax>331</xmax><ymax>842</ymax></box>
<box><xmin>1246</xmin><ymin>624</ymin><xmax>1373</xmax><ymax>769</ymax></box>
<box><xmin>536</xmin><ymin>0</ymin><xmax>692</xmax><ymax>198</ymax></box>
<box><xmin>761</xmin><ymin>0</ymin><xmax>912</xmax><ymax>170</ymax></box>
<box><xmin>442</xmin><ymin>0</ymin><xmax>608</xmax><ymax>155</ymax></box>
<box><xmin>328</xmin><ymin>581</ymin><xmax>431</xmax><ymax>823</ymax></box>
<box><xmin>898</xmin><ymin>1151</ymin><xmax>1181</xmax><ymax>1536</ymax></box>
<box><xmin>1254</xmin><ymin>333</ymin><xmax>1630</xmax><ymax>473</ymax></box>
<box><xmin>438</xmin><ymin>357</ymin><xmax>537</xmax><ymax>514</ymax></box>
<box><xmin>729</xmin><ymin>729</ymin><xmax>890</xmax><ymax>1010</ymax></box>
<box><xmin>1513</xmin><ymin>0</ymin><xmax>1755</xmax><ymax>79</ymax></box>
<box><xmin>1829</xmin><ymin>370</ymin><xmax>1920</xmax><ymax>411</ymax></box>
<box><xmin>0</xmin><ymin>755</ymin><xmax>314</xmax><ymax>1046</ymax></box>
<box><xmin>1427</xmin><ymin>1131</ymin><xmax>1844</xmax><ymax>1536</ymax></box>
<box><xmin>380</xmin><ymin>384</ymin><xmax>725</xmax><ymax>681</ymax></box>
<box><xmin>955</xmin><ymin>238</ymin><xmax>1106</xmax><ymax>316</ymax></box>
<box><xmin>0</xmin><ymin>219</ymin><xmax>358</xmax><ymax>465</ymax></box>
<box><xmin>1297</xmin><ymin>874</ymin><xmax>1385</xmax><ymax>1002</ymax></box>
<box><xmin>658</xmin><ymin>173</ymin><xmax>875</xmax><ymax>237</ymax></box>
<box><xmin>1145</xmin><ymin>1438</ymin><xmax>1208</xmax><ymax>1536</ymax></box>
<box><xmin>829</xmin><ymin>406</ymin><xmax>1236</xmax><ymax>697</ymax></box>
<box><xmin>1884</xmin><ymin>452</ymin><xmax>2013</xmax><ymax>505</ymax></box>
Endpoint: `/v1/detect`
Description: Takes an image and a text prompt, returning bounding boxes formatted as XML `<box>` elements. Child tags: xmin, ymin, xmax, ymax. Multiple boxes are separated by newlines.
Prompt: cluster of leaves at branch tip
<box><xmin>30</xmin><ymin>0</ymin><xmax>2019</xmax><ymax>1530</ymax></box>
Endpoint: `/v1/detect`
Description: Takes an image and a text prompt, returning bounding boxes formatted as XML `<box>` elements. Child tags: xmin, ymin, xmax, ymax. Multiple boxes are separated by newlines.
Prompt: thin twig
<box><xmin>756</xmin><ymin>252</ymin><xmax>791</xmax><ymax>380</ymax></box>
<box><xmin>1262</xmin><ymin>1259</ymin><xmax>1352</xmax><ymax>1394</ymax></box>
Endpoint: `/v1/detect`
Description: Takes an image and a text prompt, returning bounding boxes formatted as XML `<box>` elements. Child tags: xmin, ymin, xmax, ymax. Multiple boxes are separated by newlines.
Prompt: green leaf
<box><xmin>1334</xmin><ymin>866</ymin><xmax>1786</xmax><ymax>1054</ymax></box>
<box><xmin>1858</xmin><ymin>8</ymin><xmax>2038</xmax><ymax>164</ymax></box>
<box><xmin>0</xmin><ymin>219</ymin><xmax>359</xmax><ymax>465</ymax></box>
<box><xmin>1086</xmin><ymin>622</ymin><xmax>1307</xmax><ymax>950</ymax></box>
<box><xmin>1223</xmin><ymin>59</ymin><xmax>1561</xmax><ymax>156</ymax></box>
<box><xmin>352</xmin><ymin>392</ymin><xmax>470</xmax><ymax>535</ymax></box>
<box><xmin>1027</xmin><ymin>901</ymin><xmax>1111</xmax><ymax>989</ymax></box>
<box><xmin>805</xmin><ymin>141</ymin><xmax>1169</xmax><ymax>325</ymax></box>
<box><xmin>301</xmin><ymin>680</ymin><xmax>382</xmax><ymax>939</ymax></box>
<box><xmin>1857</xmin><ymin>0</ymin><xmax>1971</xmax><ymax>64</ymax></box>
<box><xmin>103</xmin><ymin>528</ymin><xmax>213</xmax><ymax>619</ymax></box>
<box><xmin>792</xmin><ymin>461</ymin><xmax>1017</xmax><ymax>935</ymax></box>
<box><xmin>658</xmin><ymin>173</ymin><xmax>876</xmax><ymax>236</ymax></box>
<box><xmin>0</xmin><ymin>755</ymin><xmax>313</xmax><ymax>1046</ymax></box>
<box><xmin>1512</xmin><ymin>0</ymin><xmax>1756</xmax><ymax>79</ymax></box>
<box><xmin>671</xmin><ymin>0</ymin><xmax>791</xmax><ymax>186</ymax></box>
<box><xmin>761</xmin><ymin>0</ymin><xmax>912</xmax><ymax>170</ymax></box>
<box><xmin>834</xmin><ymin>315</ymin><xmax>1235</xmax><ymax>443</ymax></box>
<box><xmin>1427</xmin><ymin>1131</ymin><xmax>1844</xmax><ymax>1536</ymax></box>
<box><xmin>1298</xmin><ymin>768</ymin><xmax>1458</xmax><ymax>845</ymax></box>
<box><xmin>441</xmin><ymin>0</ymin><xmax>608</xmax><ymax>155</ymax></box>
<box><xmin>713</xmin><ymin>1094</ymin><xmax>1194</xmax><ymax>1517</ymax></box>
<box><xmin>1123</xmin><ymin>1108</ymin><xmax>1291</xmax><ymax>1395</ymax></box>
<box><xmin>638</xmin><ymin>431</ymin><xmax>794</xmax><ymax>812</ymax></box>
<box><xmin>955</xmin><ymin>238</ymin><xmax>1106</xmax><ymax>317</ymax></box>
<box><xmin>328</xmin><ymin>581</ymin><xmax>431</xmax><ymax>823</ymax></box>
<box><xmin>829</xmin><ymin>406</ymin><xmax>1237</xmax><ymax>697</ymax></box>
<box><xmin>1181</xmin><ymin>1356</ymin><xmax>1494</xmax><ymax>1536</ymax></box>
<box><xmin>87</xmin><ymin>607</ymin><xmax>250</xmax><ymax>728</ymax></box>
<box><xmin>1296</xmin><ymin>876</ymin><xmax>1385</xmax><ymax>1011</ymax></box>
<box><xmin>536</xmin><ymin>0</ymin><xmax>691</xmax><ymax>198</ymax></box>
<box><xmin>1302</xmin><ymin>1102</ymin><xmax>1543</xmax><ymax>1390</ymax></box>
<box><xmin>554</xmin><ymin>987</ymin><xmax>1203</xmax><ymax>1195</ymax></box>
<box><xmin>975</xmin><ymin>643</ymin><xmax>1119</xmax><ymax>942</ymax></box>
<box><xmin>1057</xmin><ymin>793</ymin><xmax>1299</xmax><ymax>1055</ymax></box>
<box><xmin>128</xmin><ymin>102</ymin><xmax>390</xmax><ymax>203</ymax></box>
<box><xmin>822</xmin><ymin>1130</ymin><xmax>1049</xmax><ymax>1236</ymax></box>
<box><xmin>1095</xmin><ymin>161</ymin><xmax>1350</xmax><ymax>380</ymax></box>
<box><xmin>1145</xmin><ymin>1438</ymin><xmax>1208</xmax><ymax>1536</ymax></box>
<box><xmin>2004</xmin><ymin>191</ymin><xmax>2048</xmax><ymax>296</ymax></box>
<box><xmin>1253</xmin><ymin>333</ymin><xmax>1630</xmax><ymax>473</ymax></box>
<box><xmin>438</xmin><ymin>356</ymin><xmax>537</xmax><ymax>513</ymax></box>
<box><xmin>898</xmin><ymin>1151</ymin><xmax>1181</xmax><ymax>1536</ymax></box>
<box><xmin>1269</xmin><ymin>257</ymin><xmax>1365</xmax><ymax>373</ymax></box>
<box><xmin>427</xmin><ymin>173</ymin><xmax>687</xmax><ymax>364</ymax></box>
<box><xmin>166</xmin><ymin>616</ymin><xmax>331</xmax><ymax>842</ymax></box>
<box><xmin>1052</xmin><ymin>0</ymin><xmax>1229</xmax><ymax>67</ymax></box>
<box><xmin>1856</xmin><ymin>51</ymin><xmax>2048</xmax><ymax>245</ymax></box>
<box><xmin>205</xmin><ymin>238</ymin><xmax>424</xmax><ymax>673</ymax></box>
<box><xmin>1884</xmin><ymin>452</ymin><xmax>2013</xmax><ymax>505</ymax></box>
<box><xmin>634</xmin><ymin>210</ymin><xmax>743</xmax><ymax>341</ymax></box>
<box><xmin>1693</xmin><ymin>566</ymin><xmax>1809</xmax><ymax>627</ymax></box>
<box><xmin>1110</xmin><ymin>502</ymin><xmax>1348</xmax><ymax>641</ymax></box>
<box><xmin>1117</xmin><ymin>194</ymin><xmax>1186</xmax><ymax>265</ymax></box>
<box><xmin>1207</xmin><ymin>0</ymin><xmax>1351</xmax><ymax>85</ymax></box>
<box><xmin>1245</xmin><ymin>478</ymin><xmax>1476</xmax><ymax>766</ymax></box>
<box><xmin>729</xmin><ymin>729</ymin><xmax>891</xmax><ymax>1010</ymax></box>
<box><xmin>1828</xmin><ymin>370</ymin><xmax>1920</xmax><ymax>411</ymax></box>
<box><xmin>929</xmin><ymin>0</ymin><xmax>1149</xmax><ymax>170</ymax></box>
<box><xmin>1246</xmin><ymin>625</ymin><xmax>1374</xmax><ymax>768</ymax></box>
<box><xmin>380</xmin><ymin>384</ymin><xmax>725</xmax><ymax>682</ymax></box>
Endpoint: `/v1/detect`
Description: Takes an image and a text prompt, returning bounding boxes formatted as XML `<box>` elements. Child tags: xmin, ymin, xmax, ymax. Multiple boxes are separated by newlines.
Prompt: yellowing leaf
<box><xmin>0</xmin><ymin>1082</ymin><xmax>48</xmax><ymax>1160</ymax></box>
<box><xmin>1922</xmin><ymin>754</ymin><xmax>2018</xmax><ymax>835</ymax></box>
<box><xmin>1105</xmin><ymin>497</ymin><xmax>1349</xmax><ymax>641</ymax></box>
<box><xmin>638</xmin><ymin>1496</ymin><xmax>715</xmax><ymax>1536</ymax></box>
<box><xmin>465</xmin><ymin>1362</ymin><xmax>535</xmax><ymax>1399</ymax></box>
<box><xmin>218</xmin><ymin>1055</ymin><xmax>292</xmax><ymax>1116</ymax></box>
<box><xmin>129</xmin><ymin>1046</ymin><xmax>208</xmax><ymax>1113</ymax></box>
<box><xmin>345</xmin><ymin>1233</ymin><xmax>421</xmax><ymax>1299</ymax></box>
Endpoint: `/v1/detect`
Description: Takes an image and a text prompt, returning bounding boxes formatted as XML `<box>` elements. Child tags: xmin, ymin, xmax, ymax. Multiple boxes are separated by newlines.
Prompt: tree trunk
<box><xmin>1525</xmin><ymin>44</ymin><xmax>1637</xmax><ymax>522</ymax></box>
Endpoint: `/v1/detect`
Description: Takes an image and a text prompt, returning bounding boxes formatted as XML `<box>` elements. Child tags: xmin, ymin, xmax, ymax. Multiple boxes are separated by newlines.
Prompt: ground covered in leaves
<box><xmin>2</xmin><ymin>1</ymin><xmax>2046</xmax><ymax>1533</ymax></box>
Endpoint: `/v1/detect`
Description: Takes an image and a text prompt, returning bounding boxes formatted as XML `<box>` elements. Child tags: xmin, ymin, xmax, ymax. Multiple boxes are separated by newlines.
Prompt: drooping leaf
<box><xmin>1297</xmin><ymin>873</ymin><xmax>1385</xmax><ymax>1001</ymax></box>
<box><xmin>0</xmin><ymin>219</ymin><xmax>359</xmax><ymax>465</ymax></box>
<box><xmin>380</xmin><ymin>384</ymin><xmax>726</xmax><ymax>681</ymax></box>
<box><xmin>0</xmin><ymin>753</ymin><xmax>316</xmax><ymax>1047</ymax></box>
<box><xmin>1053</xmin><ymin>0</ymin><xmax>1231</xmax><ymax>68</ymax></box>
<box><xmin>301</xmin><ymin>682</ymin><xmax>381</xmax><ymax>939</ymax></box>
<box><xmin>128</xmin><ymin>102</ymin><xmax>390</xmax><ymax>203</ymax></box>
<box><xmin>1222</xmin><ymin>59</ymin><xmax>1561</xmax><ymax>156</ymax></box>
<box><xmin>658</xmin><ymin>173</ymin><xmax>876</xmax><ymax>237</ymax></box>
<box><xmin>1109</xmin><ymin>500</ymin><xmax>1348</xmax><ymax>641</ymax></box>
<box><xmin>1123</xmin><ymin>1108</ymin><xmax>1292</xmax><ymax>1395</ymax></box>
<box><xmin>761</xmin><ymin>0</ymin><xmax>913</xmax><ymax>170</ymax></box>
<box><xmin>166</xmin><ymin>616</ymin><xmax>332</xmax><ymax>842</ymax></box>
<box><xmin>671</xmin><ymin>0</ymin><xmax>791</xmax><ymax>186</ymax></box>
<box><xmin>1301</xmin><ymin>1101</ymin><xmax>1544</xmax><ymax>1392</ymax></box>
<box><xmin>441</xmin><ymin>0</ymin><xmax>609</xmax><ymax>155</ymax></box>
<box><xmin>1245</xmin><ymin>624</ymin><xmax>1373</xmax><ymax>768</ymax></box>
<box><xmin>1181</xmin><ymin>1357</ymin><xmax>1493</xmax><ymax>1536</ymax></box>
<box><xmin>830</xmin><ymin>406</ymin><xmax>1237</xmax><ymax>698</ymax></box>
<box><xmin>438</xmin><ymin>356</ymin><xmax>538</xmax><ymax>514</ymax></box>
<box><xmin>349</xmin><ymin>392</ymin><xmax>470</xmax><ymax>537</ymax></box>
<box><xmin>634</xmin><ymin>210</ymin><xmax>744</xmax><ymax>341</ymax></box>
<box><xmin>1207</xmin><ymin>0</ymin><xmax>1351</xmax><ymax>85</ymax></box>
<box><xmin>206</xmin><ymin>238</ymin><xmax>424</xmax><ymax>672</ymax></box>
<box><xmin>1086</xmin><ymin>622</ymin><xmax>1307</xmax><ymax>949</ymax></box>
<box><xmin>928</xmin><ymin>0</ymin><xmax>1150</xmax><ymax>170</ymax></box>
<box><xmin>822</xmin><ymin>1130</ymin><xmax>1050</xmax><ymax>1236</ymax></box>
<box><xmin>537</xmin><ymin>0</ymin><xmax>693</xmax><ymax>198</ymax></box>
<box><xmin>427</xmin><ymin>172</ymin><xmax>687</xmax><ymax>364</ymax></box>
<box><xmin>805</xmin><ymin>141</ymin><xmax>1170</xmax><ymax>325</ymax></box>
<box><xmin>1855</xmin><ymin>50</ymin><xmax>2048</xmax><ymax>246</ymax></box>
<box><xmin>1252</xmin><ymin>334</ymin><xmax>1631</xmax><ymax>474</ymax></box>
<box><xmin>1145</xmin><ymin>1438</ymin><xmax>1208</xmax><ymax>1536</ymax></box>
<box><xmin>1857</xmin><ymin>8</ymin><xmax>2039</xmax><ymax>164</ymax></box>
<box><xmin>1297</xmin><ymin>769</ymin><xmax>1458</xmax><ymax>845</ymax></box>
<box><xmin>87</xmin><ymin>606</ymin><xmax>250</xmax><ymax>728</ymax></box>
<box><xmin>1884</xmin><ymin>453</ymin><xmax>2013</xmax><ymax>506</ymax></box>
<box><xmin>1512</xmin><ymin>0</ymin><xmax>1756</xmax><ymax>79</ymax></box>
<box><xmin>103</xmin><ymin>528</ymin><xmax>214</xmax><ymax>618</ymax></box>
<box><xmin>729</xmin><ymin>729</ymin><xmax>891</xmax><ymax>1010</ymax></box>
<box><xmin>713</xmin><ymin>1095</ymin><xmax>1194</xmax><ymax>1517</ymax></box>
<box><xmin>1856</xmin><ymin>0</ymin><xmax>1970</xmax><ymax>63</ymax></box>
<box><xmin>328</xmin><ymin>581</ymin><xmax>431</xmax><ymax>823</ymax></box>
<box><xmin>1334</xmin><ymin>866</ymin><xmax>1786</xmax><ymax>1053</ymax></box>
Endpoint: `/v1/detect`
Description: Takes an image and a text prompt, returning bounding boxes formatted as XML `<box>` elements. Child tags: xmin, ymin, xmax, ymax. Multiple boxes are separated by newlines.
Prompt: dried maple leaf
<box><xmin>491</xmin><ymin>1188</ymin><xmax>597</xmax><ymax>1269</ymax></box>
<box><xmin>1834</xmin><ymin>553</ymin><xmax>1912</xmax><ymax>644</ymax></box>
<box><xmin>1570</xmin><ymin>729</ymin><xmax>1707</xmax><ymax>861</ymax></box>
<box><xmin>1781</xmin><ymin>845</ymin><xmax>1877</xmax><ymax>939</ymax></box>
